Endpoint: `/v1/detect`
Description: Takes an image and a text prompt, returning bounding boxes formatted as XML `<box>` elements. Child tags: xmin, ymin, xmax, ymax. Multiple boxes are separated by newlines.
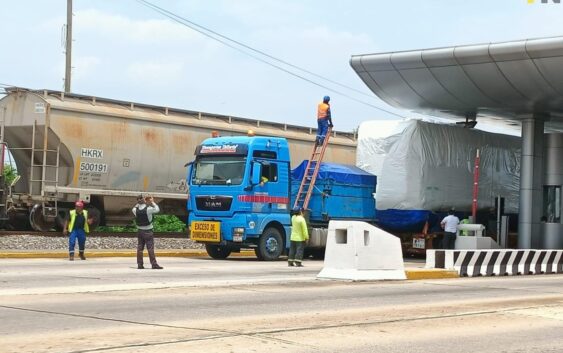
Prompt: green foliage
<box><xmin>3</xmin><ymin>164</ymin><xmax>18</xmax><ymax>185</ymax></box>
<box><xmin>96</xmin><ymin>215</ymin><xmax>186</xmax><ymax>233</ymax></box>
<box><xmin>153</xmin><ymin>214</ymin><xmax>187</xmax><ymax>232</ymax></box>
<box><xmin>96</xmin><ymin>224</ymin><xmax>136</xmax><ymax>233</ymax></box>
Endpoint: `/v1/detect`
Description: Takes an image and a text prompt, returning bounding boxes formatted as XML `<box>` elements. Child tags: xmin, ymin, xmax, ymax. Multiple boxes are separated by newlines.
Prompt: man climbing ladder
<box><xmin>293</xmin><ymin>96</ymin><xmax>334</xmax><ymax>211</ymax></box>
<box><xmin>316</xmin><ymin>95</ymin><xmax>333</xmax><ymax>145</ymax></box>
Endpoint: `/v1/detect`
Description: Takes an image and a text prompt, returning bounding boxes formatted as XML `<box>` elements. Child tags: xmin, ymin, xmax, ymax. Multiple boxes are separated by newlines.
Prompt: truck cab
<box><xmin>187</xmin><ymin>135</ymin><xmax>292</xmax><ymax>260</ymax></box>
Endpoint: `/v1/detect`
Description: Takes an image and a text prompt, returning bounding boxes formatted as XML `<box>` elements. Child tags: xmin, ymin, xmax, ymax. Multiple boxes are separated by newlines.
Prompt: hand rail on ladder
<box><xmin>293</xmin><ymin>126</ymin><xmax>332</xmax><ymax>211</ymax></box>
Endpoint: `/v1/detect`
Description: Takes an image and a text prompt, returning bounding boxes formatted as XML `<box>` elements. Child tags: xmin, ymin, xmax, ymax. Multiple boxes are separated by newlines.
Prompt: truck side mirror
<box><xmin>251</xmin><ymin>162</ymin><xmax>262</xmax><ymax>185</ymax></box>
<box><xmin>185</xmin><ymin>161</ymin><xmax>194</xmax><ymax>181</ymax></box>
<box><xmin>245</xmin><ymin>162</ymin><xmax>262</xmax><ymax>190</ymax></box>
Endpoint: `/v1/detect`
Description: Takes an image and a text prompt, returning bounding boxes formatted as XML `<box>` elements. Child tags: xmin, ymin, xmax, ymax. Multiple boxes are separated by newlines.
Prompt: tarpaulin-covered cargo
<box><xmin>356</xmin><ymin>119</ymin><xmax>521</xmax><ymax>230</ymax></box>
<box><xmin>291</xmin><ymin>161</ymin><xmax>376</xmax><ymax>223</ymax></box>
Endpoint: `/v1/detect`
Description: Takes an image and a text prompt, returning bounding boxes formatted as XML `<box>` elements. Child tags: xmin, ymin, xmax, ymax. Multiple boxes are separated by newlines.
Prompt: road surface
<box><xmin>1</xmin><ymin>257</ymin><xmax>562</xmax><ymax>353</ymax></box>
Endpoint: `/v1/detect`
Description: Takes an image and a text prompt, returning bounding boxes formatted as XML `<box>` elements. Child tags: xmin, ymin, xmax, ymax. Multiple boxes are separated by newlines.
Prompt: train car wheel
<box><xmin>86</xmin><ymin>206</ymin><xmax>101</xmax><ymax>230</ymax></box>
<box><xmin>29</xmin><ymin>204</ymin><xmax>55</xmax><ymax>232</ymax></box>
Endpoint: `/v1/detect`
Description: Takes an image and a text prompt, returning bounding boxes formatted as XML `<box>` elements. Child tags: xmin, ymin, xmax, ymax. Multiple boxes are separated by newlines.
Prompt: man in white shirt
<box><xmin>132</xmin><ymin>194</ymin><xmax>163</xmax><ymax>269</ymax></box>
<box><xmin>441</xmin><ymin>209</ymin><xmax>460</xmax><ymax>250</ymax></box>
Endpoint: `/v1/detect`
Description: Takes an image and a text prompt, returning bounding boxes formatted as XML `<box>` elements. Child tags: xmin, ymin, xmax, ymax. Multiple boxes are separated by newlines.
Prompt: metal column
<box><xmin>542</xmin><ymin>133</ymin><xmax>563</xmax><ymax>249</ymax></box>
<box><xmin>518</xmin><ymin>115</ymin><xmax>545</xmax><ymax>249</ymax></box>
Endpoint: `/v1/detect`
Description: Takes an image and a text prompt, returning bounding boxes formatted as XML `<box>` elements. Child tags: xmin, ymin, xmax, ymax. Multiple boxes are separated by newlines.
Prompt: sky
<box><xmin>0</xmin><ymin>0</ymin><xmax>562</xmax><ymax>132</ymax></box>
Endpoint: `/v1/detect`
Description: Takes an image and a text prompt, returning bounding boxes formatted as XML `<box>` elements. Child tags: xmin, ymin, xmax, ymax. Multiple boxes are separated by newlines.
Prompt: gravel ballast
<box><xmin>0</xmin><ymin>235</ymin><xmax>204</xmax><ymax>251</ymax></box>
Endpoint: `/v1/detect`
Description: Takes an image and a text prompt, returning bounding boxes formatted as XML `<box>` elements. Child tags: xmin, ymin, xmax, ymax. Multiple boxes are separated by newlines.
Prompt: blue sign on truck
<box><xmin>187</xmin><ymin>134</ymin><xmax>377</xmax><ymax>260</ymax></box>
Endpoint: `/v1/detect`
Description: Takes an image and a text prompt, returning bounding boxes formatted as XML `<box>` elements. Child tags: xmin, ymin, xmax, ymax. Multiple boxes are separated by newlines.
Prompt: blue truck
<box><xmin>187</xmin><ymin>134</ymin><xmax>377</xmax><ymax>260</ymax></box>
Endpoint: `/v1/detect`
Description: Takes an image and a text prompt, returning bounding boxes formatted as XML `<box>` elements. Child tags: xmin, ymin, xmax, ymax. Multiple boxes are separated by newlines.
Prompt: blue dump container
<box><xmin>291</xmin><ymin>161</ymin><xmax>377</xmax><ymax>223</ymax></box>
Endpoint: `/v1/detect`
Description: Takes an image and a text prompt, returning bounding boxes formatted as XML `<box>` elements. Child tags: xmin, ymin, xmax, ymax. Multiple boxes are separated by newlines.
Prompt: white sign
<box><xmin>80</xmin><ymin>162</ymin><xmax>108</xmax><ymax>174</ymax></box>
<box><xmin>34</xmin><ymin>103</ymin><xmax>45</xmax><ymax>114</ymax></box>
<box><xmin>412</xmin><ymin>238</ymin><xmax>425</xmax><ymax>249</ymax></box>
<box><xmin>200</xmin><ymin>144</ymin><xmax>239</xmax><ymax>154</ymax></box>
<box><xmin>81</xmin><ymin>148</ymin><xmax>103</xmax><ymax>159</ymax></box>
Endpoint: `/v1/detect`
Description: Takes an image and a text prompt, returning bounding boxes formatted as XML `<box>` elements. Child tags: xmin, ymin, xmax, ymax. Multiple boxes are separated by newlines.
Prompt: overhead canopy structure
<box><xmin>351</xmin><ymin>36</ymin><xmax>563</xmax><ymax>249</ymax></box>
<box><xmin>351</xmin><ymin>36</ymin><xmax>563</xmax><ymax>130</ymax></box>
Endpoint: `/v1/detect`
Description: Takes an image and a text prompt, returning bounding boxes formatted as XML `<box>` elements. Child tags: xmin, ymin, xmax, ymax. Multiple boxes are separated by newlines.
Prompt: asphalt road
<box><xmin>1</xmin><ymin>258</ymin><xmax>562</xmax><ymax>353</ymax></box>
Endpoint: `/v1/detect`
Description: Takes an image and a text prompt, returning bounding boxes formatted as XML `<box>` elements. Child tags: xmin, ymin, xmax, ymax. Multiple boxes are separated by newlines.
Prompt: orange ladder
<box><xmin>293</xmin><ymin>126</ymin><xmax>332</xmax><ymax>210</ymax></box>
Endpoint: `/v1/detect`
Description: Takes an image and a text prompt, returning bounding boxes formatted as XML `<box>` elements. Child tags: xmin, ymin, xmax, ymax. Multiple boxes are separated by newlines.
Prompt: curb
<box><xmin>0</xmin><ymin>250</ymin><xmax>256</xmax><ymax>259</ymax></box>
<box><xmin>0</xmin><ymin>252</ymin><xmax>460</xmax><ymax>280</ymax></box>
<box><xmin>405</xmin><ymin>268</ymin><xmax>459</xmax><ymax>280</ymax></box>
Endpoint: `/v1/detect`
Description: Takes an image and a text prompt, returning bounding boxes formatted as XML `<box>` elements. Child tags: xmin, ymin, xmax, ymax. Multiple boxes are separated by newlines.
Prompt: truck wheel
<box><xmin>205</xmin><ymin>244</ymin><xmax>232</xmax><ymax>259</ymax></box>
<box><xmin>256</xmin><ymin>227</ymin><xmax>283</xmax><ymax>261</ymax></box>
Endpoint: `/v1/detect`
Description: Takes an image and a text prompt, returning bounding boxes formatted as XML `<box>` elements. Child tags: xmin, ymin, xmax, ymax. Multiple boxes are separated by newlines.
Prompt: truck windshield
<box><xmin>192</xmin><ymin>156</ymin><xmax>246</xmax><ymax>185</ymax></box>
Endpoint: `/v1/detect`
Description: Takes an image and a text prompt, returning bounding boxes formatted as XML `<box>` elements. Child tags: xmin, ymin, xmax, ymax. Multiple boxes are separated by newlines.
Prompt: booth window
<box><xmin>543</xmin><ymin>186</ymin><xmax>561</xmax><ymax>223</ymax></box>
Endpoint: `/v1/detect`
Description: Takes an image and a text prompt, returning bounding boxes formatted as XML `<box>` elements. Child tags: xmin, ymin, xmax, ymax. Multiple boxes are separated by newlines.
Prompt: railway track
<box><xmin>0</xmin><ymin>230</ymin><xmax>188</xmax><ymax>238</ymax></box>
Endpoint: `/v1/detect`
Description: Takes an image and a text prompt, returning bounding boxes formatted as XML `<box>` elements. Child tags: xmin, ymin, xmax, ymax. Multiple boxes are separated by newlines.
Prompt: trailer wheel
<box><xmin>205</xmin><ymin>244</ymin><xmax>232</xmax><ymax>259</ymax></box>
<box><xmin>256</xmin><ymin>227</ymin><xmax>283</xmax><ymax>261</ymax></box>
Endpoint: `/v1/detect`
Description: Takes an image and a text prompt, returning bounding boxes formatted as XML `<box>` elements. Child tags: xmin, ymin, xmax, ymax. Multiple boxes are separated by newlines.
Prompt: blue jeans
<box><xmin>69</xmin><ymin>229</ymin><xmax>86</xmax><ymax>254</ymax></box>
<box><xmin>317</xmin><ymin>118</ymin><xmax>329</xmax><ymax>145</ymax></box>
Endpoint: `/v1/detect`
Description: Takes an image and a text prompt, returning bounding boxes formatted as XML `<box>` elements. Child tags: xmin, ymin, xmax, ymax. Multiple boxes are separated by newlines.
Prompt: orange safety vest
<box><xmin>317</xmin><ymin>102</ymin><xmax>330</xmax><ymax>120</ymax></box>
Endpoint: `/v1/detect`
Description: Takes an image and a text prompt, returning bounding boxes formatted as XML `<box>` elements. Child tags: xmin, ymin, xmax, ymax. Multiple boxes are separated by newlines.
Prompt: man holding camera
<box><xmin>132</xmin><ymin>194</ymin><xmax>163</xmax><ymax>269</ymax></box>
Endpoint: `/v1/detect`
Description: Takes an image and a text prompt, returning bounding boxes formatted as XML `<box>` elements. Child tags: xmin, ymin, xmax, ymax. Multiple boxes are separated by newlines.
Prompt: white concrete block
<box><xmin>455</xmin><ymin>236</ymin><xmax>500</xmax><ymax>250</ymax></box>
<box><xmin>317</xmin><ymin>221</ymin><xmax>406</xmax><ymax>281</ymax></box>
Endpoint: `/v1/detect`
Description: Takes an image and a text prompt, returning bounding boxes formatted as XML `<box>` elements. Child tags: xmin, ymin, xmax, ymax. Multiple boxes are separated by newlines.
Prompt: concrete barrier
<box><xmin>317</xmin><ymin>221</ymin><xmax>406</xmax><ymax>281</ymax></box>
<box><xmin>455</xmin><ymin>236</ymin><xmax>500</xmax><ymax>250</ymax></box>
<box><xmin>426</xmin><ymin>249</ymin><xmax>563</xmax><ymax>277</ymax></box>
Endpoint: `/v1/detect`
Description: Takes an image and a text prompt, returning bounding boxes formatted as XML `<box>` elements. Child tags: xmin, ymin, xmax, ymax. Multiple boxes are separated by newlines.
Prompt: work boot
<box><xmin>79</xmin><ymin>251</ymin><xmax>86</xmax><ymax>260</ymax></box>
<box><xmin>295</xmin><ymin>262</ymin><xmax>304</xmax><ymax>267</ymax></box>
<box><xmin>138</xmin><ymin>265</ymin><xmax>144</xmax><ymax>269</ymax></box>
<box><xmin>152</xmin><ymin>264</ymin><xmax>163</xmax><ymax>270</ymax></box>
<box><xmin>69</xmin><ymin>253</ymin><xmax>74</xmax><ymax>261</ymax></box>
<box><xmin>288</xmin><ymin>261</ymin><xmax>294</xmax><ymax>267</ymax></box>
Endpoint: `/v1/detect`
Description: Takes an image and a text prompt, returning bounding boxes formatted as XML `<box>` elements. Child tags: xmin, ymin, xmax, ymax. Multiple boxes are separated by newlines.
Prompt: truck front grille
<box><xmin>195</xmin><ymin>196</ymin><xmax>233</xmax><ymax>211</ymax></box>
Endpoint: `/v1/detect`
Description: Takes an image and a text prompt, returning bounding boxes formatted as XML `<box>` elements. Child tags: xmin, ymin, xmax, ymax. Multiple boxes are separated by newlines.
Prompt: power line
<box><xmin>138</xmin><ymin>0</ymin><xmax>375</xmax><ymax>99</ymax></box>
<box><xmin>135</xmin><ymin>0</ymin><xmax>407</xmax><ymax>118</ymax></box>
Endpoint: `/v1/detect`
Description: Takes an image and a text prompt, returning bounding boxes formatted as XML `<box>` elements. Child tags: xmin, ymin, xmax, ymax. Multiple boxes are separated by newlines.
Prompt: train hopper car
<box><xmin>0</xmin><ymin>87</ymin><xmax>357</xmax><ymax>231</ymax></box>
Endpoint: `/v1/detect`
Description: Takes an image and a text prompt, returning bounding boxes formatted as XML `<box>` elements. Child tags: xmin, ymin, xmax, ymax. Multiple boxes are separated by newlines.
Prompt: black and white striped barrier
<box><xmin>426</xmin><ymin>249</ymin><xmax>563</xmax><ymax>277</ymax></box>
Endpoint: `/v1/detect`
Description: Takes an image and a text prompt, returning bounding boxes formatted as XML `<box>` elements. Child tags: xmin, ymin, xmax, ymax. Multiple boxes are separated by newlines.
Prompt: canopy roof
<box><xmin>351</xmin><ymin>36</ymin><xmax>563</xmax><ymax>131</ymax></box>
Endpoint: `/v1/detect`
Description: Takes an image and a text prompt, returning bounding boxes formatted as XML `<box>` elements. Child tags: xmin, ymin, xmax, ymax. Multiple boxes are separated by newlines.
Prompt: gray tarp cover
<box><xmin>356</xmin><ymin>119</ymin><xmax>521</xmax><ymax>213</ymax></box>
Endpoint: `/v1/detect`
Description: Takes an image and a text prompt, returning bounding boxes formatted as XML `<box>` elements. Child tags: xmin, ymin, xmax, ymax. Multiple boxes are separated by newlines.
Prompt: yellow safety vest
<box><xmin>460</xmin><ymin>218</ymin><xmax>470</xmax><ymax>236</ymax></box>
<box><xmin>290</xmin><ymin>215</ymin><xmax>309</xmax><ymax>242</ymax></box>
<box><xmin>68</xmin><ymin>209</ymin><xmax>89</xmax><ymax>233</ymax></box>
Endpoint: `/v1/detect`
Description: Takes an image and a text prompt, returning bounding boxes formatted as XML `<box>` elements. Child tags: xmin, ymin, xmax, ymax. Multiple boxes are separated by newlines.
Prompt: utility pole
<box><xmin>64</xmin><ymin>0</ymin><xmax>73</xmax><ymax>93</ymax></box>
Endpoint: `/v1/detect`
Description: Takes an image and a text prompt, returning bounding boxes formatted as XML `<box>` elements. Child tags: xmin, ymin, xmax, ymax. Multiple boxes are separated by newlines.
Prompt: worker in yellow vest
<box><xmin>460</xmin><ymin>218</ymin><xmax>470</xmax><ymax>236</ymax></box>
<box><xmin>316</xmin><ymin>96</ymin><xmax>333</xmax><ymax>145</ymax></box>
<box><xmin>288</xmin><ymin>207</ymin><xmax>309</xmax><ymax>267</ymax></box>
<box><xmin>63</xmin><ymin>201</ymin><xmax>94</xmax><ymax>261</ymax></box>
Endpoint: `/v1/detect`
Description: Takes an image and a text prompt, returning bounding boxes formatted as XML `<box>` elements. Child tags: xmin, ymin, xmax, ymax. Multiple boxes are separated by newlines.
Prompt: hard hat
<box><xmin>323</xmin><ymin>95</ymin><xmax>330</xmax><ymax>102</ymax></box>
<box><xmin>75</xmin><ymin>201</ymin><xmax>84</xmax><ymax>208</ymax></box>
<box><xmin>247</xmin><ymin>129</ymin><xmax>255</xmax><ymax>137</ymax></box>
